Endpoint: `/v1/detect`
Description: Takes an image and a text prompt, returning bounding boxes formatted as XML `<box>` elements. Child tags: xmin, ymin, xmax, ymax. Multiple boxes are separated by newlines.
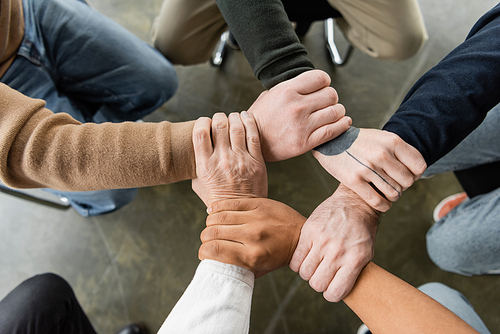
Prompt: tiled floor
<box><xmin>1</xmin><ymin>0</ymin><xmax>499</xmax><ymax>333</ymax></box>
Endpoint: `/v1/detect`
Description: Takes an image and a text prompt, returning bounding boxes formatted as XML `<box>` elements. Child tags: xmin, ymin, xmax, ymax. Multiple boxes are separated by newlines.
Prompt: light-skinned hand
<box><xmin>290</xmin><ymin>184</ymin><xmax>380</xmax><ymax>302</ymax></box>
<box><xmin>313</xmin><ymin>129</ymin><xmax>427</xmax><ymax>212</ymax></box>
<box><xmin>199</xmin><ymin>198</ymin><xmax>307</xmax><ymax>278</ymax></box>
<box><xmin>247</xmin><ymin>70</ymin><xmax>351</xmax><ymax>162</ymax></box>
<box><xmin>192</xmin><ymin>112</ymin><xmax>267</xmax><ymax>207</ymax></box>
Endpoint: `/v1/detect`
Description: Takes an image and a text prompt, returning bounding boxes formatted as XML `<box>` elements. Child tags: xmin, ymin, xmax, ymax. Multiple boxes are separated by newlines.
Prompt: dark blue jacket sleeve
<box><xmin>383</xmin><ymin>4</ymin><xmax>500</xmax><ymax>165</ymax></box>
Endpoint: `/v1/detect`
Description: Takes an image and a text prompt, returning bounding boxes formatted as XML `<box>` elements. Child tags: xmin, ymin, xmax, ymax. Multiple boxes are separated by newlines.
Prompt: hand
<box><xmin>192</xmin><ymin>112</ymin><xmax>267</xmax><ymax>207</ymax></box>
<box><xmin>289</xmin><ymin>184</ymin><xmax>379</xmax><ymax>302</ymax></box>
<box><xmin>199</xmin><ymin>198</ymin><xmax>307</xmax><ymax>278</ymax></box>
<box><xmin>247</xmin><ymin>70</ymin><xmax>352</xmax><ymax>162</ymax></box>
<box><xmin>313</xmin><ymin>129</ymin><xmax>427</xmax><ymax>212</ymax></box>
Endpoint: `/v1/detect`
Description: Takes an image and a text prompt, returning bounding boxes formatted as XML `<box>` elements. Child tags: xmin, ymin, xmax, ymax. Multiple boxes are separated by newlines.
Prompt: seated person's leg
<box><xmin>0</xmin><ymin>273</ymin><xmax>97</xmax><ymax>334</ymax></box>
<box><xmin>327</xmin><ymin>0</ymin><xmax>428</xmax><ymax>60</ymax></box>
<box><xmin>424</xmin><ymin>104</ymin><xmax>500</xmax><ymax>176</ymax></box>
<box><xmin>281</xmin><ymin>0</ymin><xmax>341</xmax><ymax>22</ymax></box>
<box><xmin>44</xmin><ymin>188</ymin><xmax>138</xmax><ymax>217</ymax></box>
<box><xmin>426</xmin><ymin>187</ymin><xmax>500</xmax><ymax>276</ymax></box>
<box><xmin>151</xmin><ymin>0</ymin><xmax>227</xmax><ymax>65</ymax></box>
<box><xmin>2</xmin><ymin>58</ymin><xmax>139</xmax><ymax>216</ymax></box>
<box><xmin>22</xmin><ymin>0</ymin><xmax>178</xmax><ymax>123</ymax></box>
<box><xmin>1</xmin><ymin>0</ymin><xmax>177</xmax><ymax>215</ymax></box>
<box><xmin>424</xmin><ymin>104</ymin><xmax>500</xmax><ymax>197</ymax></box>
<box><xmin>418</xmin><ymin>283</ymin><xmax>490</xmax><ymax>334</ymax></box>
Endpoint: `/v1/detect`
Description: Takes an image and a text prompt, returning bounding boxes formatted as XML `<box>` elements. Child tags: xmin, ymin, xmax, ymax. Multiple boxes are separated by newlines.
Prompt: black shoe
<box><xmin>115</xmin><ymin>323</ymin><xmax>148</xmax><ymax>334</ymax></box>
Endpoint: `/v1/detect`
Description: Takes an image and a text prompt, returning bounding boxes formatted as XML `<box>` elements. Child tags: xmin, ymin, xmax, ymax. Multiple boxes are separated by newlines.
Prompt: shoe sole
<box><xmin>432</xmin><ymin>193</ymin><xmax>467</xmax><ymax>222</ymax></box>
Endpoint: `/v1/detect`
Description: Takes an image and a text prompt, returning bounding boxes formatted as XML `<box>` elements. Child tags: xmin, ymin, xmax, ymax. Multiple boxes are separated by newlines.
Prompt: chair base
<box><xmin>325</xmin><ymin>18</ymin><xmax>354</xmax><ymax>66</ymax></box>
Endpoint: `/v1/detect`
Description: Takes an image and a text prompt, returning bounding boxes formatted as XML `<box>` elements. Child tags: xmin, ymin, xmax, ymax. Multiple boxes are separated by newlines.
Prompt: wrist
<box><xmin>335</xmin><ymin>184</ymin><xmax>381</xmax><ymax>220</ymax></box>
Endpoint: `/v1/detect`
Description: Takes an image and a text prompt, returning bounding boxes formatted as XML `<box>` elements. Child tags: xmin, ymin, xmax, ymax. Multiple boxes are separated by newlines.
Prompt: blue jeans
<box><xmin>418</xmin><ymin>283</ymin><xmax>490</xmax><ymax>334</ymax></box>
<box><xmin>1</xmin><ymin>0</ymin><xmax>178</xmax><ymax>216</ymax></box>
<box><xmin>424</xmin><ymin>105</ymin><xmax>500</xmax><ymax>275</ymax></box>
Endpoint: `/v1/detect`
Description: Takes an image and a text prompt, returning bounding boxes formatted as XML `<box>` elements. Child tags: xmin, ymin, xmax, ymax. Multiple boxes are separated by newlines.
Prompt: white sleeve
<box><xmin>157</xmin><ymin>259</ymin><xmax>255</xmax><ymax>334</ymax></box>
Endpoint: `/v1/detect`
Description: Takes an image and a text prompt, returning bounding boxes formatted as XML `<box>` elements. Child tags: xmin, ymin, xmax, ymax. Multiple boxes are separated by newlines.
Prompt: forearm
<box><xmin>0</xmin><ymin>84</ymin><xmax>196</xmax><ymax>191</ymax></box>
<box><xmin>344</xmin><ymin>262</ymin><xmax>479</xmax><ymax>333</ymax></box>
<box><xmin>383</xmin><ymin>4</ymin><xmax>500</xmax><ymax>166</ymax></box>
<box><xmin>158</xmin><ymin>260</ymin><xmax>254</xmax><ymax>334</ymax></box>
<box><xmin>215</xmin><ymin>0</ymin><xmax>314</xmax><ymax>89</ymax></box>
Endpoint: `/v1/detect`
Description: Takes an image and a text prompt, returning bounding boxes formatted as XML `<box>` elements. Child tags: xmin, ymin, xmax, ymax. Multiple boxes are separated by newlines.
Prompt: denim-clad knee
<box><xmin>418</xmin><ymin>283</ymin><xmax>490</xmax><ymax>334</ymax></box>
<box><xmin>426</xmin><ymin>188</ymin><xmax>500</xmax><ymax>276</ymax></box>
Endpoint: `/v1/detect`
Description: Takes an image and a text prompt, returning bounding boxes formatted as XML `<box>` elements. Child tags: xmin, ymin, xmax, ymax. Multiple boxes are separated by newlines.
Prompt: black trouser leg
<box><xmin>0</xmin><ymin>273</ymin><xmax>97</xmax><ymax>334</ymax></box>
<box><xmin>454</xmin><ymin>160</ymin><xmax>500</xmax><ymax>198</ymax></box>
<box><xmin>280</xmin><ymin>0</ymin><xmax>342</xmax><ymax>36</ymax></box>
<box><xmin>280</xmin><ymin>0</ymin><xmax>341</xmax><ymax>21</ymax></box>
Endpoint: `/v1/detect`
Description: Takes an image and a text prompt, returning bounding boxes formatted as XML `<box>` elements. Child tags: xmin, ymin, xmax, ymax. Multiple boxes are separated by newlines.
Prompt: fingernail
<box><xmin>207</xmin><ymin>206</ymin><xmax>212</xmax><ymax>214</ymax></box>
<box><xmin>241</xmin><ymin>111</ymin><xmax>249</xmax><ymax>117</ymax></box>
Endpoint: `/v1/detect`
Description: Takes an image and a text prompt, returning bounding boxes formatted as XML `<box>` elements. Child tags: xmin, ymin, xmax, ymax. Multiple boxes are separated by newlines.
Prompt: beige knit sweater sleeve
<box><xmin>0</xmin><ymin>83</ymin><xmax>196</xmax><ymax>191</ymax></box>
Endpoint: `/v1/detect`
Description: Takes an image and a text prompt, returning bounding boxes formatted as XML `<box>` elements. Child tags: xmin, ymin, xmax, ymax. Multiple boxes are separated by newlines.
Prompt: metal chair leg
<box><xmin>0</xmin><ymin>182</ymin><xmax>71</xmax><ymax>210</ymax></box>
<box><xmin>211</xmin><ymin>31</ymin><xmax>229</xmax><ymax>67</ymax></box>
<box><xmin>325</xmin><ymin>18</ymin><xmax>354</xmax><ymax>67</ymax></box>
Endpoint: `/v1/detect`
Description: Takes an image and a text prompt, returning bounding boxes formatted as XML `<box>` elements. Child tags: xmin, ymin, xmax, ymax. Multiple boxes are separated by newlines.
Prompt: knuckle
<box><xmin>193</xmin><ymin>126</ymin><xmax>210</xmax><ymax>143</ymax></box>
<box><xmin>323</xmin><ymin>287</ymin><xmax>342</xmax><ymax>303</ymax></box>
<box><xmin>228</xmin><ymin>199</ymin><xmax>240</xmax><ymax>211</ymax></box>
<box><xmin>204</xmin><ymin>226</ymin><xmax>221</xmax><ymax>241</ymax></box>
<box><xmin>351</xmin><ymin>249</ymin><xmax>371</xmax><ymax>268</ymax></box>
<box><xmin>414</xmin><ymin>159</ymin><xmax>427</xmax><ymax>176</ymax></box>
<box><xmin>215</xmin><ymin>212</ymin><xmax>228</xmax><ymax>225</ymax></box>
<box><xmin>386</xmin><ymin>185</ymin><xmax>401</xmax><ymax>200</ymax></box>
<box><xmin>299</xmin><ymin>264</ymin><xmax>314</xmax><ymax>281</ymax></box>
<box><xmin>333</xmin><ymin>103</ymin><xmax>346</xmax><ymax>118</ymax></box>
<box><xmin>198</xmin><ymin>245</ymin><xmax>207</xmax><ymax>260</ymax></box>
<box><xmin>402</xmin><ymin>173</ymin><xmax>415</xmax><ymax>188</ymax></box>
<box><xmin>311</xmin><ymin>70</ymin><xmax>330</xmax><ymax>87</ymax></box>
<box><xmin>199</xmin><ymin>241</ymin><xmax>221</xmax><ymax>260</ymax></box>
<box><xmin>209</xmin><ymin>242</ymin><xmax>222</xmax><ymax>258</ymax></box>
<box><xmin>309</xmin><ymin>277</ymin><xmax>327</xmax><ymax>292</ymax></box>
<box><xmin>325</xmin><ymin>87</ymin><xmax>339</xmax><ymax>104</ymax></box>
<box><xmin>387</xmin><ymin>132</ymin><xmax>401</xmax><ymax>146</ymax></box>
<box><xmin>327</xmin><ymin>105</ymin><xmax>339</xmax><ymax>120</ymax></box>
<box><xmin>206</xmin><ymin>215</ymin><xmax>216</xmax><ymax>227</ymax></box>
<box><xmin>212</xmin><ymin>114</ymin><xmax>228</xmax><ymax>130</ymax></box>
<box><xmin>345</xmin><ymin>174</ymin><xmax>364</xmax><ymax>187</ymax></box>
<box><xmin>249</xmin><ymin>227</ymin><xmax>265</xmax><ymax>242</ymax></box>
<box><xmin>288</xmin><ymin>100</ymin><xmax>303</xmax><ymax>117</ymax></box>
<box><xmin>237</xmin><ymin>161</ymin><xmax>247</xmax><ymax>174</ymax></box>
<box><xmin>243</xmin><ymin>249</ymin><xmax>262</xmax><ymax>269</ymax></box>
<box><xmin>369</xmin><ymin>195</ymin><xmax>384</xmax><ymax>208</ymax></box>
<box><xmin>230</xmin><ymin>125</ymin><xmax>245</xmax><ymax>136</ymax></box>
<box><xmin>374</xmin><ymin>150</ymin><xmax>390</xmax><ymax>163</ymax></box>
<box><xmin>247</xmin><ymin>134</ymin><xmax>260</xmax><ymax>146</ymax></box>
<box><xmin>218</xmin><ymin>159</ymin><xmax>232</xmax><ymax>171</ymax></box>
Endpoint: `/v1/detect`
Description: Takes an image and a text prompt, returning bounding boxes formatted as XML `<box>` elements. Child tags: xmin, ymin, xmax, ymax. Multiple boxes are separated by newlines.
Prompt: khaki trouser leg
<box><xmin>151</xmin><ymin>0</ymin><xmax>227</xmax><ymax>65</ymax></box>
<box><xmin>327</xmin><ymin>0</ymin><xmax>428</xmax><ymax>60</ymax></box>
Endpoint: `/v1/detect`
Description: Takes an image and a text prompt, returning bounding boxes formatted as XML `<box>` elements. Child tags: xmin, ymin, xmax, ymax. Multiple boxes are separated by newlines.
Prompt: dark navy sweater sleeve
<box><xmin>383</xmin><ymin>4</ymin><xmax>500</xmax><ymax>166</ymax></box>
<box><xmin>215</xmin><ymin>0</ymin><xmax>315</xmax><ymax>89</ymax></box>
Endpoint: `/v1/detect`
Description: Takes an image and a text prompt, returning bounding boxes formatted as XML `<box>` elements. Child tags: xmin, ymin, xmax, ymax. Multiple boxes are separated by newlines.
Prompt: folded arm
<box><xmin>0</xmin><ymin>84</ymin><xmax>196</xmax><ymax>191</ymax></box>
